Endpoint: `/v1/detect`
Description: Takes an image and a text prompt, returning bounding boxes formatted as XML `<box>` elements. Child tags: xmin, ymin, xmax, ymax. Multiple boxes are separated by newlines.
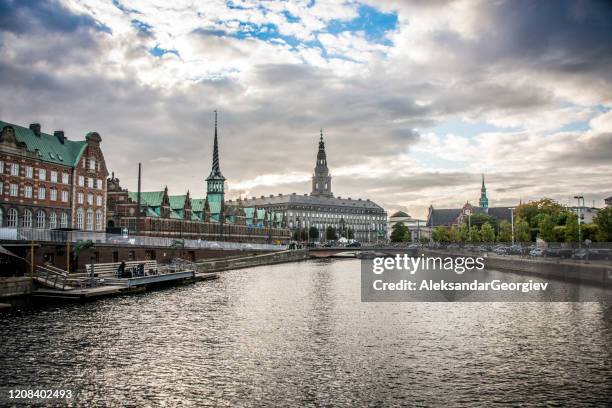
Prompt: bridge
<box><xmin>308</xmin><ymin>247</ymin><xmax>419</xmax><ymax>258</ymax></box>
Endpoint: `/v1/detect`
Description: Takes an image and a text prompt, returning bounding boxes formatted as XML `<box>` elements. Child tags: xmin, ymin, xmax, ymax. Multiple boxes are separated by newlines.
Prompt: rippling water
<box><xmin>1</xmin><ymin>259</ymin><xmax>611</xmax><ymax>406</ymax></box>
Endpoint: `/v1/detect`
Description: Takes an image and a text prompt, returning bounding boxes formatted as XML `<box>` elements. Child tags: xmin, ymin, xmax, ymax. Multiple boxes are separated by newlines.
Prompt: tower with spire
<box><xmin>479</xmin><ymin>174</ymin><xmax>489</xmax><ymax>209</ymax></box>
<box><xmin>206</xmin><ymin>110</ymin><xmax>226</xmax><ymax>222</ymax></box>
<box><xmin>311</xmin><ymin>129</ymin><xmax>333</xmax><ymax>197</ymax></box>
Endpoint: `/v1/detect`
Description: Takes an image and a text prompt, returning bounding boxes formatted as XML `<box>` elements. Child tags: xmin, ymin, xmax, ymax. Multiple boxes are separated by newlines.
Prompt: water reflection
<box><xmin>1</xmin><ymin>259</ymin><xmax>611</xmax><ymax>406</ymax></box>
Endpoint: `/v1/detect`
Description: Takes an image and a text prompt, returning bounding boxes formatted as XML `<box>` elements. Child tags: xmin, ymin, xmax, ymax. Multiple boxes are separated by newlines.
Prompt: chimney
<box><xmin>29</xmin><ymin>123</ymin><xmax>41</xmax><ymax>136</ymax></box>
<box><xmin>54</xmin><ymin>130</ymin><xmax>65</xmax><ymax>144</ymax></box>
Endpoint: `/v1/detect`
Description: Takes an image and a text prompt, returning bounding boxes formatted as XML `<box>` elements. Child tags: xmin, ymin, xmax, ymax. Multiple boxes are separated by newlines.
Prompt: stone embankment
<box><xmin>196</xmin><ymin>250</ymin><xmax>310</xmax><ymax>274</ymax></box>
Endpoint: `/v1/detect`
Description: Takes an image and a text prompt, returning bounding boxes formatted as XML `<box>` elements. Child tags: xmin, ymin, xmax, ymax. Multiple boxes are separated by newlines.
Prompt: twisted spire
<box><xmin>208</xmin><ymin>110</ymin><xmax>225</xmax><ymax>180</ymax></box>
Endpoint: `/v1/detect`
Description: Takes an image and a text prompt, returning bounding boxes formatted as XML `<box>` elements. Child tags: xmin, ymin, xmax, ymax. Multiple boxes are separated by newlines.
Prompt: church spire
<box><xmin>208</xmin><ymin>110</ymin><xmax>225</xmax><ymax>180</ymax></box>
<box><xmin>479</xmin><ymin>174</ymin><xmax>489</xmax><ymax>209</ymax></box>
<box><xmin>311</xmin><ymin>129</ymin><xmax>332</xmax><ymax>197</ymax></box>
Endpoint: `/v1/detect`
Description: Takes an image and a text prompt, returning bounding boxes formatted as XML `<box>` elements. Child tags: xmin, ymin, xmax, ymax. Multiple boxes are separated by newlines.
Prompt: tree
<box><xmin>459</xmin><ymin>223</ymin><xmax>469</xmax><ymax>243</ymax></box>
<box><xmin>448</xmin><ymin>227</ymin><xmax>462</xmax><ymax>243</ymax></box>
<box><xmin>516</xmin><ymin>198</ymin><xmax>565</xmax><ymax>227</ymax></box>
<box><xmin>464</xmin><ymin>213</ymin><xmax>498</xmax><ymax>231</ymax></box>
<box><xmin>347</xmin><ymin>228</ymin><xmax>355</xmax><ymax>240</ymax></box>
<box><xmin>402</xmin><ymin>229</ymin><xmax>412</xmax><ymax>242</ymax></box>
<box><xmin>565</xmin><ymin>213</ymin><xmax>579</xmax><ymax>243</ymax></box>
<box><xmin>469</xmin><ymin>226</ymin><xmax>481</xmax><ymax>243</ymax></box>
<box><xmin>432</xmin><ymin>226</ymin><xmax>450</xmax><ymax>243</ymax></box>
<box><xmin>326</xmin><ymin>226</ymin><xmax>338</xmax><ymax>241</ymax></box>
<box><xmin>498</xmin><ymin>220</ymin><xmax>512</xmax><ymax>243</ymax></box>
<box><xmin>594</xmin><ymin>208</ymin><xmax>612</xmax><ymax>242</ymax></box>
<box><xmin>480</xmin><ymin>222</ymin><xmax>496</xmax><ymax>243</ymax></box>
<box><xmin>515</xmin><ymin>217</ymin><xmax>531</xmax><ymax>242</ymax></box>
<box><xmin>582</xmin><ymin>224</ymin><xmax>599</xmax><ymax>242</ymax></box>
<box><xmin>553</xmin><ymin>225</ymin><xmax>566</xmax><ymax>242</ymax></box>
<box><xmin>308</xmin><ymin>226</ymin><xmax>320</xmax><ymax>241</ymax></box>
<box><xmin>390</xmin><ymin>222</ymin><xmax>409</xmax><ymax>243</ymax></box>
<box><xmin>538</xmin><ymin>214</ymin><xmax>555</xmax><ymax>242</ymax></box>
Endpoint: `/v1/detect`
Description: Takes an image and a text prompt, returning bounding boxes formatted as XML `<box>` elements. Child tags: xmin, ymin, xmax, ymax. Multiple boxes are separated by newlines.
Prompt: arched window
<box><xmin>95</xmin><ymin>210</ymin><xmax>103</xmax><ymax>231</ymax></box>
<box><xmin>76</xmin><ymin>209</ymin><xmax>84</xmax><ymax>229</ymax></box>
<box><xmin>49</xmin><ymin>212</ymin><xmax>57</xmax><ymax>229</ymax></box>
<box><xmin>36</xmin><ymin>211</ymin><xmax>45</xmax><ymax>229</ymax></box>
<box><xmin>22</xmin><ymin>209</ymin><xmax>32</xmax><ymax>228</ymax></box>
<box><xmin>60</xmin><ymin>213</ymin><xmax>68</xmax><ymax>228</ymax></box>
<box><xmin>86</xmin><ymin>209</ymin><xmax>93</xmax><ymax>231</ymax></box>
<box><xmin>7</xmin><ymin>209</ymin><xmax>18</xmax><ymax>227</ymax></box>
<box><xmin>0</xmin><ymin>207</ymin><xmax>3</xmax><ymax>227</ymax></box>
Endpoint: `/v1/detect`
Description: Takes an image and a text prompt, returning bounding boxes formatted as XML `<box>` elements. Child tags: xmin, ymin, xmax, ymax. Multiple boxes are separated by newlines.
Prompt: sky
<box><xmin>1</xmin><ymin>0</ymin><xmax>611</xmax><ymax>219</ymax></box>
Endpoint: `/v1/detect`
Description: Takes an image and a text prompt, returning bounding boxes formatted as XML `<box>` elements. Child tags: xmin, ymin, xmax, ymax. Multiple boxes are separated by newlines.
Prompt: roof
<box><xmin>427</xmin><ymin>208</ymin><xmax>461</xmax><ymax>227</ymax></box>
<box><xmin>235</xmin><ymin>193</ymin><xmax>385</xmax><ymax>212</ymax></box>
<box><xmin>127</xmin><ymin>191</ymin><xmax>164</xmax><ymax>207</ymax></box>
<box><xmin>1</xmin><ymin>120</ymin><xmax>87</xmax><ymax>166</ymax></box>
<box><xmin>390</xmin><ymin>210</ymin><xmax>410</xmax><ymax>218</ymax></box>
<box><xmin>168</xmin><ymin>195</ymin><xmax>186</xmax><ymax>210</ymax></box>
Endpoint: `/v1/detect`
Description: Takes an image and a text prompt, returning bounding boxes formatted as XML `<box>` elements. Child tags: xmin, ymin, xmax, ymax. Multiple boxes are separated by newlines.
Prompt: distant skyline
<box><xmin>1</xmin><ymin>0</ymin><xmax>611</xmax><ymax>219</ymax></box>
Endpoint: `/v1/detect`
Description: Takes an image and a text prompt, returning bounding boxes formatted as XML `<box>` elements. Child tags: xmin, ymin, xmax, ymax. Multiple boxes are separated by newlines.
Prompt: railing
<box><xmin>33</xmin><ymin>264</ymin><xmax>94</xmax><ymax>290</ymax></box>
<box><xmin>0</xmin><ymin>227</ymin><xmax>287</xmax><ymax>251</ymax></box>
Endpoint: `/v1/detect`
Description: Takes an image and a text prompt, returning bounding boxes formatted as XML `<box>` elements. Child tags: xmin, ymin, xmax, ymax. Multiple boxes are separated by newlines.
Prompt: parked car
<box><xmin>529</xmin><ymin>248</ymin><xmax>545</xmax><ymax>257</ymax></box>
<box><xmin>572</xmin><ymin>249</ymin><xmax>588</xmax><ymax>260</ymax></box>
<box><xmin>347</xmin><ymin>241</ymin><xmax>361</xmax><ymax>247</ymax></box>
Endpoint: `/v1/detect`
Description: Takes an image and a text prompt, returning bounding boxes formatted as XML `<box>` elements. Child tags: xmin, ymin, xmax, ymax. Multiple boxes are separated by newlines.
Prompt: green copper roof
<box><xmin>127</xmin><ymin>191</ymin><xmax>164</xmax><ymax>207</ymax></box>
<box><xmin>0</xmin><ymin>120</ymin><xmax>87</xmax><ymax>166</ymax></box>
<box><xmin>191</xmin><ymin>199</ymin><xmax>205</xmax><ymax>212</ymax></box>
<box><xmin>169</xmin><ymin>195</ymin><xmax>186</xmax><ymax>210</ymax></box>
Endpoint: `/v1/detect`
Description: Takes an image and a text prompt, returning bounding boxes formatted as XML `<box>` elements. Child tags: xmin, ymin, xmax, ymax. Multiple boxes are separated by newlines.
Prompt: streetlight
<box><xmin>574</xmin><ymin>196</ymin><xmax>584</xmax><ymax>249</ymax></box>
<box><xmin>509</xmin><ymin>207</ymin><xmax>515</xmax><ymax>245</ymax></box>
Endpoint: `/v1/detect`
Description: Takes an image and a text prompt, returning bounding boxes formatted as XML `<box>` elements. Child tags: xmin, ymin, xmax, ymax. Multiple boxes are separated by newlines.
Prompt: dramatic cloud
<box><xmin>1</xmin><ymin>0</ymin><xmax>611</xmax><ymax>218</ymax></box>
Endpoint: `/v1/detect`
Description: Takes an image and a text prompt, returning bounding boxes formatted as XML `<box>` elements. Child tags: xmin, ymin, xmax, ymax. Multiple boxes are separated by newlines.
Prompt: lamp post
<box><xmin>574</xmin><ymin>196</ymin><xmax>584</xmax><ymax>249</ymax></box>
<box><xmin>509</xmin><ymin>207</ymin><xmax>515</xmax><ymax>245</ymax></box>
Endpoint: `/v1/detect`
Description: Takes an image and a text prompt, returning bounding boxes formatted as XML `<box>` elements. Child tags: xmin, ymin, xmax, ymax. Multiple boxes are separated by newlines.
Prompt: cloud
<box><xmin>1</xmin><ymin>0</ymin><xmax>611</xmax><ymax>219</ymax></box>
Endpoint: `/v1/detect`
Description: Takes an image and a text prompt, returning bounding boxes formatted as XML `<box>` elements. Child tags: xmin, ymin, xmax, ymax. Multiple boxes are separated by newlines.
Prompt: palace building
<box><xmin>106</xmin><ymin>113</ymin><xmax>290</xmax><ymax>243</ymax></box>
<box><xmin>0</xmin><ymin>120</ymin><xmax>108</xmax><ymax>231</ymax></box>
<box><xmin>238</xmin><ymin>131</ymin><xmax>388</xmax><ymax>242</ymax></box>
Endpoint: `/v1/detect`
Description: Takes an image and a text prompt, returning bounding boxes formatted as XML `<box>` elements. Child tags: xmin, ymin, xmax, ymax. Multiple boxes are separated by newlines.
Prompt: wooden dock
<box><xmin>33</xmin><ymin>285</ymin><xmax>126</xmax><ymax>300</ymax></box>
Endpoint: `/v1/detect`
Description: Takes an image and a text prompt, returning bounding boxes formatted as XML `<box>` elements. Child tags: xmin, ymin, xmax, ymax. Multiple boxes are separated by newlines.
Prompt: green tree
<box><xmin>565</xmin><ymin>213</ymin><xmax>579</xmax><ymax>243</ymax></box>
<box><xmin>390</xmin><ymin>222</ymin><xmax>409</xmax><ymax>243</ymax></box>
<box><xmin>448</xmin><ymin>227</ymin><xmax>462</xmax><ymax>243</ymax></box>
<box><xmin>538</xmin><ymin>214</ymin><xmax>555</xmax><ymax>242</ymax></box>
<box><xmin>552</xmin><ymin>225</ymin><xmax>566</xmax><ymax>242</ymax></box>
<box><xmin>459</xmin><ymin>223</ymin><xmax>469</xmax><ymax>243</ymax></box>
<box><xmin>480</xmin><ymin>222</ymin><xmax>496</xmax><ymax>243</ymax></box>
<box><xmin>469</xmin><ymin>226</ymin><xmax>481</xmax><ymax>243</ymax></box>
<box><xmin>402</xmin><ymin>229</ymin><xmax>412</xmax><ymax>242</ymax></box>
<box><xmin>498</xmin><ymin>220</ymin><xmax>512</xmax><ymax>243</ymax></box>
<box><xmin>581</xmin><ymin>224</ymin><xmax>599</xmax><ymax>242</ymax></box>
<box><xmin>464</xmin><ymin>213</ymin><xmax>498</xmax><ymax>230</ymax></box>
<box><xmin>432</xmin><ymin>226</ymin><xmax>450</xmax><ymax>243</ymax></box>
<box><xmin>308</xmin><ymin>226</ymin><xmax>320</xmax><ymax>241</ymax></box>
<box><xmin>594</xmin><ymin>208</ymin><xmax>612</xmax><ymax>242</ymax></box>
<box><xmin>515</xmin><ymin>217</ymin><xmax>531</xmax><ymax>242</ymax></box>
<box><xmin>515</xmin><ymin>198</ymin><xmax>565</xmax><ymax>227</ymax></box>
<box><xmin>326</xmin><ymin>226</ymin><xmax>338</xmax><ymax>241</ymax></box>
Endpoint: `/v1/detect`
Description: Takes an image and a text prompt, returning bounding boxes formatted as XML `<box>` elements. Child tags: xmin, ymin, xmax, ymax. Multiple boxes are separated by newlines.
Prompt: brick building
<box><xmin>0</xmin><ymin>120</ymin><xmax>108</xmax><ymax>231</ymax></box>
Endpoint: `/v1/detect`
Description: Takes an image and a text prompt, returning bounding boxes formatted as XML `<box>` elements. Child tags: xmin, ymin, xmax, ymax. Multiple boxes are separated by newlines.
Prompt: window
<box><xmin>22</xmin><ymin>210</ymin><xmax>32</xmax><ymax>228</ymax></box>
<box><xmin>77</xmin><ymin>192</ymin><xmax>84</xmax><ymax>204</ymax></box>
<box><xmin>7</xmin><ymin>209</ymin><xmax>18</xmax><ymax>227</ymax></box>
<box><xmin>49</xmin><ymin>212</ymin><xmax>57</xmax><ymax>229</ymax></box>
<box><xmin>50</xmin><ymin>171</ymin><xmax>58</xmax><ymax>183</ymax></box>
<box><xmin>87</xmin><ymin>178</ymin><xmax>94</xmax><ymax>188</ymax></box>
<box><xmin>10</xmin><ymin>183</ymin><xmax>18</xmax><ymax>196</ymax></box>
<box><xmin>50</xmin><ymin>188</ymin><xmax>57</xmax><ymax>201</ymax></box>
<box><xmin>25</xmin><ymin>166</ymin><xmax>33</xmax><ymax>178</ymax></box>
<box><xmin>10</xmin><ymin>163</ymin><xmax>19</xmax><ymax>176</ymax></box>
<box><xmin>38</xmin><ymin>187</ymin><xmax>46</xmax><ymax>200</ymax></box>
<box><xmin>95</xmin><ymin>210</ymin><xmax>103</xmax><ymax>231</ymax></box>
<box><xmin>0</xmin><ymin>160</ymin><xmax>3</xmax><ymax>173</ymax></box>
<box><xmin>62</xmin><ymin>173</ymin><xmax>69</xmax><ymax>184</ymax></box>
<box><xmin>0</xmin><ymin>207</ymin><xmax>2</xmax><ymax>226</ymax></box>
<box><xmin>61</xmin><ymin>190</ymin><xmax>69</xmax><ymax>202</ymax></box>
<box><xmin>88</xmin><ymin>158</ymin><xmax>96</xmax><ymax>170</ymax></box>
<box><xmin>36</xmin><ymin>211</ymin><xmax>45</xmax><ymax>229</ymax></box>
<box><xmin>76</xmin><ymin>209</ymin><xmax>84</xmax><ymax>229</ymax></box>
<box><xmin>96</xmin><ymin>195</ymin><xmax>103</xmax><ymax>206</ymax></box>
<box><xmin>86</xmin><ymin>209</ymin><xmax>93</xmax><ymax>230</ymax></box>
<box><xmin>24</xmin><ymin>185</ymin><xmax>33</xmax><ymax>198</ymax></box>
<box><xmin>60</xmin><ymin>213</ymin><xmax>68</xmax><ymax>228</ymax></box>
<box><xmin>87</xmin><ymin>193</ymin><xmax>93</xmax><ymax>205</ymax></box>
<box><xmin>78</xmin><ymin>175</ymin><xmax>84</xmax><ymax>186</ymax></box>
<box><xmin>0</xmin><ymin>181</ymin><xmax>3</xmax><ymax>195</ymax></box>
<box><xmin>39</xmin><ymin>168</ymin><xmax>46</xmax><ymax>181</ymax></box>
<box><xmin>96</xmin><ymin>179</ymin><xmax>103</xmax><ymax>190</ymax></box>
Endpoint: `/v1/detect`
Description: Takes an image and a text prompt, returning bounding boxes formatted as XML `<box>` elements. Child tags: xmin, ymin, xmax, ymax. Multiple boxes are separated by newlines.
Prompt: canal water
<box><xmin>1</xmin><ymin>259</ymin><xmax>611</xmax><ymax>406</ymax></box>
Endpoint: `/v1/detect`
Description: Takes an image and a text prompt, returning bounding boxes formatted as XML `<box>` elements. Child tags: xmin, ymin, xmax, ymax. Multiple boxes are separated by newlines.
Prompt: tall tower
<box><xmin>311</xmin><ymin>129</ymin><xmax>332</xmax><ymax>197</ymax></box>
<box><xmin>479</xmin><ymin>174</ymin><xmax>489</xmax><ymax>209</ymax></box>
<box><xmin>206</xmin><ymin>110</ymin><xmax>225</xmax><ymax>221</ymax></box>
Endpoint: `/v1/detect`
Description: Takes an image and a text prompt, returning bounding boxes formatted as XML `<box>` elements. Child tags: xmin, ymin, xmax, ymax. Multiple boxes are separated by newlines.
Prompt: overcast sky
<box><xmin>1</xmin><ymin>0</ymin><xmax>611</xmax><ymax>218</ymax></box>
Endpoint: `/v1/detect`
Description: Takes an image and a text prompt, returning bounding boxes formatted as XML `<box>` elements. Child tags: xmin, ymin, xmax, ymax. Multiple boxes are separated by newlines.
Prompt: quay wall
<box><xmin>196</xmin><ymin>250</ymin><xmax>310</xmax><ymax>273</ymax></box>
<box><xmin>0</xmin><ymin>277</ymin><xmax>33</xmax><ymax>299</ymax></box>
<box><xmin>423</xmin><ymin>250</ymin><xmax>612</xmax><ymax>286</ymax></box>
